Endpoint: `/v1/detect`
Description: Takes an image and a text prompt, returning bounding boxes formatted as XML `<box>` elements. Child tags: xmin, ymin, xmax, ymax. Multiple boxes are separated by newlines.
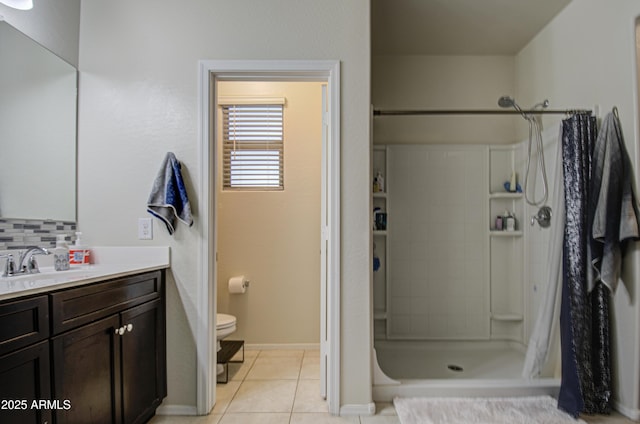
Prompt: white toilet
<box><xmin>216</xmin><ymin>313</ymin><xmax>237</xmax><ymax>341</ymax></box>
<box><xmin>216</xmin><ymin>313</ymin><xmax>237</xmax><ymax>375</ymax></box>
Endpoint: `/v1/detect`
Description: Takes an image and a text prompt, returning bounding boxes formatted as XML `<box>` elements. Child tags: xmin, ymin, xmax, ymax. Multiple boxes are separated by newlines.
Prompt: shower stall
<box><xmin>371</xmin><ymin>101</ymin><xmax>587</xmax><ymax>401</ymax></box>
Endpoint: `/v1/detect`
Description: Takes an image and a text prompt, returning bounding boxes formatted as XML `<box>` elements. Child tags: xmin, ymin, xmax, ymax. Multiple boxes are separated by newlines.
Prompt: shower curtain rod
<box><xmin>373</xmin><ymin>108</ymin><xmax>592</xmax><ymax>116</ymax></box>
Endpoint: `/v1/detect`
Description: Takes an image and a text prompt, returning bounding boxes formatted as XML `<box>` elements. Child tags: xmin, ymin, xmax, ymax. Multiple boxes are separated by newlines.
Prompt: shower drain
<box><xmin>447</xmin><ymin>364</ymin><xmax>464</xmax><ymax>372</ymax></box>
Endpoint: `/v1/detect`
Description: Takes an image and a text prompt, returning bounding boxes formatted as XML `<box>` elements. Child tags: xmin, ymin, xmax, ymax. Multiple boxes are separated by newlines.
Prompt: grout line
<box><xmin>219</xmin><ymin>349</ymin><xmax>257</xmax><ymax>417</ymax></box>
<box><xmin>288</xmin><ymin>350</ymin><xmax>306</xmax><ymax>424</ymax></box>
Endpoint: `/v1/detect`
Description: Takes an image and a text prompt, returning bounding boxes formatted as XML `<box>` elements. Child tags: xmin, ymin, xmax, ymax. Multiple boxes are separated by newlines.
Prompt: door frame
<box><xmin>197</xmin><ymin>60</ymin><xmax>341</xmax><ymax>415</ymax></box>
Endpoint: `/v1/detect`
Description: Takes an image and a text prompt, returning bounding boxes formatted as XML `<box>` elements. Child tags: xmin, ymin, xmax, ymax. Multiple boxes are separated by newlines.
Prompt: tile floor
<box><xmin>150</xmin><ymin>348</ymin><xmax>399</xmax><ymax>424</ymax></box>
<box><xmin>149</xmin><ymin>348</ymin><xmax>636</xmax><ymax>424</ymax></box>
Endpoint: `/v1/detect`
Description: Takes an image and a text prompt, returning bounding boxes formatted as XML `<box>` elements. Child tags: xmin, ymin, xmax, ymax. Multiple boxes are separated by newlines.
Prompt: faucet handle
<box><xmin>0</xmin><ymin>254</ymin><xmax>17</xmax><ymax>277</ymax></box>
<box><xmin>26</xmin><ymin>255</ymin><xmax>40</xmax><ymax>274</ymax></box>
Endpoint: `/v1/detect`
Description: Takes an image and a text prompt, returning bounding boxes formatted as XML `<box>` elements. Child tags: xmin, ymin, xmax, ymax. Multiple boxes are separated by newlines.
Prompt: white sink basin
<box><xmin>0</xmin><ymin>266</ymin><xmax>94</xmax><ymax>293</ymax></box>
<box><xmin>0</xmin><ymin>266</ymin><xmax>91</xmax><ymax>282</ymax></box>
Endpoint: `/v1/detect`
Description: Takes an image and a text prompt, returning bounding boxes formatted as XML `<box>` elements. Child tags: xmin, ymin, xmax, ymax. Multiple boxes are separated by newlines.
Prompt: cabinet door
<box><xmin>52</xmin><ymin>315</ymin><xmax>121</xmax><ymax>424</ymax></box>
<box><xmin>0</xmin><ymin>295</ymin><xmax>49</xmax><ymax>356</ymax></box>
<box><xmin>120</xmin><ymin>299</ymin><xmax>166</xmax><ymax>424</ymax></box>
<box><xmin>0</xmin><ymin>341</ymin><xmax>51</xmax><ymax>424</ymax></box>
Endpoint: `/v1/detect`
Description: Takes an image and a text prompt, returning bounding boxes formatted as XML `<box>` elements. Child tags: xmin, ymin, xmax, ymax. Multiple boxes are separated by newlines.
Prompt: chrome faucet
<box><xmin>1</xmin><ymin>247</ymin><xmax>50</xmax><ymax>277</ymax></box>
<box><xmin>19</xmin><ymin>246</ymin><xmax>50</xmax><ymax>274</ymax></box>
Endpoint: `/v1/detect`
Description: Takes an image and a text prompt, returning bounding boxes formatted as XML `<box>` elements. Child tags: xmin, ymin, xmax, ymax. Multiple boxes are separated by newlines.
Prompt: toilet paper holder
<box><xmin>228</xmin><ymin>275</ymin><xmax>250</xmax><ymax>293</ymax></box>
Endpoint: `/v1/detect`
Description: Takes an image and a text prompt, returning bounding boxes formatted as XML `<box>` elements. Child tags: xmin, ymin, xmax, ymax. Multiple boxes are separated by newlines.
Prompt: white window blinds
<box><xmin>222</xmin><ymin>104</ymin><xmax>284</xmax><ymax>189</ymax></box>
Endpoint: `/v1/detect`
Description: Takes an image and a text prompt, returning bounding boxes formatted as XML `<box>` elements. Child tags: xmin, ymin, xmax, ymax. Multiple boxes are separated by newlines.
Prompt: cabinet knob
<box><xmin>126</xmin><ymin>323</ymin><xmax>133</xmax><ymax>332</ymax></box>
<box><xmin>115</xmin><ymin>326</ymin><xmax>125</xmax><ymax>336</ymax></box>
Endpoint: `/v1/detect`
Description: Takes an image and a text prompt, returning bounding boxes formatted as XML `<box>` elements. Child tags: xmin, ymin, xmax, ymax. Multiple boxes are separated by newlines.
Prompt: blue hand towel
<box><xmin>147</xmin><ymin>152</ymin><xmax>194</xmax><ymax>235</ymax></box>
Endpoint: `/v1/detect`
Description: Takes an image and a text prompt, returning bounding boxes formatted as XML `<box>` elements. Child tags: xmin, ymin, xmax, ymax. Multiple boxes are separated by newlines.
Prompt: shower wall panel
<box><xmin>387</xmin><ymin>145</ymin><xmax>489</xmax><ymax>340</ymax></box>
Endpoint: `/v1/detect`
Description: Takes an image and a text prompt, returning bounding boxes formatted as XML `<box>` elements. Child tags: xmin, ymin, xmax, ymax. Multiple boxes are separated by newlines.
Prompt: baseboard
<box><xmin>613</xmin><ymin>400</ymin><xmax>640</xmax><ymax>421</ymax></box>
<box><xmin>245</xmin><ymin>342</ymin><xmax>320</xmax><ymax>350</ymax></box>
<box><xmin>155</xmin><ymin>404</ymin><xmax>198</xmax><ymax>416</ymax></box>
<box><xmin>340</xmin><ymin>402</ymin><xmax>376</xmax><ymax>416</ymax></box>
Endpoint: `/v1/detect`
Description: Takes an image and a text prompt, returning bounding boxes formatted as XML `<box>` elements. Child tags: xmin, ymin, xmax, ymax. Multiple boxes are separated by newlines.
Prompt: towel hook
<box><xmin>612</xmin><ymin>106</ymin><xmax>620</xmax><ymax>120</ymax></box>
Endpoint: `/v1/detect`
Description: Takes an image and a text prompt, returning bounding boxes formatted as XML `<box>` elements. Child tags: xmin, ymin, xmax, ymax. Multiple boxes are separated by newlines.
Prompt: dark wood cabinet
<box><xmin>0</xmin><ymin>295</ymin><xmax>49</xmax><ymax>356</ymax></box>
<box><xmin>121</xmin><ymin>298</ymin><xmax>165</xmax><ymax>424</ymax></box>
<box><xmin>0</xmin><ymin>295</ymin><xmax>51</xmax><ymax>424</ymax></box>
<box><xmin>52</xmin><ymin>270</ymin><xmax>166</xmax><ymax>424</ymax></box>
<box><xmin>0</xmin><ymin>341</ymin><xmax>52</xmax><ymax>424</ymax></box>
<box><xmin>52</xmin><ymin>314</ymin><xmax>122</xmax><ymax>424</ymax></box>
<box><xmin>0</xmin><ymin>269</ymin><xmax>166</xmax><ymax>424</ymax></box>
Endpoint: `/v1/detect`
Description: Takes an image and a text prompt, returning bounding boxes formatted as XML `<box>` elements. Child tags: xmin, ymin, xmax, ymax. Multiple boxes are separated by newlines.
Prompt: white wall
<box><xmin>372</xmin><ymin>55</ymin><xmax>517</xmax><ymax>144</ymax></box>
<box><xmin>216</xmin><ymin>81</ymin><xmax>322</xmax><ymax>345</ymax></box>
<box><xmin>78</xmin><ymin>0</ymin><xmax>371</xmax><ymax>412</ymax></box>
<box><xmin>516</xmin><ymin>0</ymin><xmax>640</xmax><ymax>417</ymax></box>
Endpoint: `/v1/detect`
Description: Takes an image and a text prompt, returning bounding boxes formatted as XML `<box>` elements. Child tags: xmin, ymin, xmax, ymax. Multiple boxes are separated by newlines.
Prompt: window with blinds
<box><xmin>222</xmin><ymin>104</ymin><xmax>284</xmax><ymax>190</ymax></box>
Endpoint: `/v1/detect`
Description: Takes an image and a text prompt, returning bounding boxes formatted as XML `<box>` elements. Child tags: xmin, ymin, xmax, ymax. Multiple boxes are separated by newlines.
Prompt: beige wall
<box><xmin>516</xmin><ymin>1</ymin><xmax>640</xmax><ymax>417</ymax></box>
<box><xmin>78</xmin><ymin>0</ymin><xmax>371</xmax><ymax>412</ymax></box>
<box><xmin>216</xmin><ymin>81</ymin><xmax>322</xmax><ymax>344</ymax></box>
<box><xmin>372</xmin><ymin>55</ymin><xmax>517</xmax><ymax>144</ymax></box>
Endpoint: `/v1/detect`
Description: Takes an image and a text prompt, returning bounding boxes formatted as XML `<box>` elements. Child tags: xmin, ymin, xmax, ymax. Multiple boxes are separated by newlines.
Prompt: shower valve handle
<box><xmin>531</xmin><ymin>206</ymin><xmax>552</xmax><ymax>228</ymax></box>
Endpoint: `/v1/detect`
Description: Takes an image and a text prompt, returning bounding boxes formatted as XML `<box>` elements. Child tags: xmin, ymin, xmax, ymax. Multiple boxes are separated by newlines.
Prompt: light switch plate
<box><xmin>138</xmin><ymin>217</ymin><xmax>153</xmax><ymax>240</ymax></box>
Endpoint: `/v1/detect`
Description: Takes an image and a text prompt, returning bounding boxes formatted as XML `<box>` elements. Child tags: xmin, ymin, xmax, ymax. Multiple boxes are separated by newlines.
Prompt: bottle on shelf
<box><xmin>376</xmin><ymin>170</ymin><xmax>384</xmax><ymax>193</ymax></box>
<box><xmin>502</xmin><ymin>210</ymin><xmax>517</xmax><ymax>232</ymax></box>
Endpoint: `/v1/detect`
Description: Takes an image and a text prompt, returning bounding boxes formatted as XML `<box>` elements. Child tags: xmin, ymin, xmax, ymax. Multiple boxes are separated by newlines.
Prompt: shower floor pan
<box><xmin>372</xmin><ymin>340</ymin><xmax>560</xmax><ymax>401</ymax></box>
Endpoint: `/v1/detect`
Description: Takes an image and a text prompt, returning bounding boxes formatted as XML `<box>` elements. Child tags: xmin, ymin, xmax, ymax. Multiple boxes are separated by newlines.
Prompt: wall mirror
<box><xmin>0</xmin><ymin>20</ymin><xmax>77</xmax><ymax>222</ymax></box>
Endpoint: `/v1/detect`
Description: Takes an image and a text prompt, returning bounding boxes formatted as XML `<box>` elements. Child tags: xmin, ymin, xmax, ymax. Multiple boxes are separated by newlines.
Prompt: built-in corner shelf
<box><xmin>488</xmin><ymin>145</ymin><xmax>526</xmax><ymax>343</ymax></box>
<box><xmin>490</xmin><ymin>230</ymin><xmax>523</xmax><ymax>237</ymax></box>
<box><xmin>491</xmin><ymin>313</ymin><xmax>524</xmax><ymax>322</ymax></box>
<box><xmin>489</xmin><ymin>192</ymin><xmax>523</xmax><ymax>199</ymax></box>
<box><xmin>372</xmin><ymin>145</ymin><xmax>389</xmax><ymax>341</ymax></box>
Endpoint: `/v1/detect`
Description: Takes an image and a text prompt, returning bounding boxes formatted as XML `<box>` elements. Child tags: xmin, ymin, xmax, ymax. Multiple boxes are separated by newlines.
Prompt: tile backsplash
<box><xmin>0</xmin><ymin>218</ymin><xmax>76</xmax><ymax>250</ymax></box>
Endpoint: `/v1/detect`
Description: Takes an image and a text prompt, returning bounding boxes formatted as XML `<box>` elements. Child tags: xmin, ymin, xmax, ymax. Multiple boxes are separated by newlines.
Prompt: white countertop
<box><xmin>0</xmin><ymin>246</ymin><xmax>170</xmax><ymax>301</ymax></box>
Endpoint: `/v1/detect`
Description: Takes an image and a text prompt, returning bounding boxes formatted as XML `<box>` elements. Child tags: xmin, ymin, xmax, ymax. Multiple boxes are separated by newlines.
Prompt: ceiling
<box><xmin>372</xmin><ymin>0</ymin><xmax>572</xmax><ymax>55</ymax></box>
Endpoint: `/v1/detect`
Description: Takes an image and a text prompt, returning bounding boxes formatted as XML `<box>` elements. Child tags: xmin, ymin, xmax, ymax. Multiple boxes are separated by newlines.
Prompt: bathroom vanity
<box><xmin>0</xmin><ymin>259</ymin><xmax>168</xmax><ymax>424</ymax></box>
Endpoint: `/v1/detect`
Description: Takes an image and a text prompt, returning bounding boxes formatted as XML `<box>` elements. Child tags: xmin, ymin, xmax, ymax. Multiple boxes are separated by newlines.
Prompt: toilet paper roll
<box><xmin>228</xmin><ymin>275</ymin><xmax>249</xmax><ymax>294</ymax></box>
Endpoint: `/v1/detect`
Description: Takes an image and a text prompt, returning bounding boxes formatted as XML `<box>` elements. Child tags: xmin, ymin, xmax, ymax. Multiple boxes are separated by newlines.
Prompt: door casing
<box><xmin>197</xmin><ymin>60</ymin><xmax>341</xmax><ymax>415</ymax></box>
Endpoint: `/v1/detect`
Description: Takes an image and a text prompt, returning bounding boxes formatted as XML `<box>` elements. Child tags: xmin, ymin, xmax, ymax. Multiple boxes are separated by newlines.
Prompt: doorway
<box><xmin>197</xmin><ymin>60</ymin><xmax>341</xmax><ymax>415</ymax></box>
<box><xmin>215</xmin><ymin>79</ymin><xmax>322</xmax><ymax>345</ymax></box>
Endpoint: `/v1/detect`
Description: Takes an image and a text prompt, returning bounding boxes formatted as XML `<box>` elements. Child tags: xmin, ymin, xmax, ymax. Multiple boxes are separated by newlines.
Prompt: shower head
<box><xmin>498</xmin><ymin>96</ymin><xmax>515</xmax><ymax>108</ymax></box>
<box><xmin>498</xmin><ymin>95</ymin><xmax>526</xmax><ymax>117</ymax></box>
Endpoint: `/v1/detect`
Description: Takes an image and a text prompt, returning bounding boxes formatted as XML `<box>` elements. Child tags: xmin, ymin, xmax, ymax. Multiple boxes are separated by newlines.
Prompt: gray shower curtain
<box><xmin>558</xmin><ymin>113</ymin><xmax>611</xmax><ymax>417</ymax></box>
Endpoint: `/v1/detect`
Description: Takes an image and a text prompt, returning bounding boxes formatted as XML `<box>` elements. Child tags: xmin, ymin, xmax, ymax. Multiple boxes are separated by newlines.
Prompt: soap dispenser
<box><xmin>53</xmin><ymin>235</ymin><xmax>70</xmax><ymax>271</ymax></box>
<box><xmin>69</xmin><ymin>231</ymin><xmax>90</xmax><ymax>266</ymax></box>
